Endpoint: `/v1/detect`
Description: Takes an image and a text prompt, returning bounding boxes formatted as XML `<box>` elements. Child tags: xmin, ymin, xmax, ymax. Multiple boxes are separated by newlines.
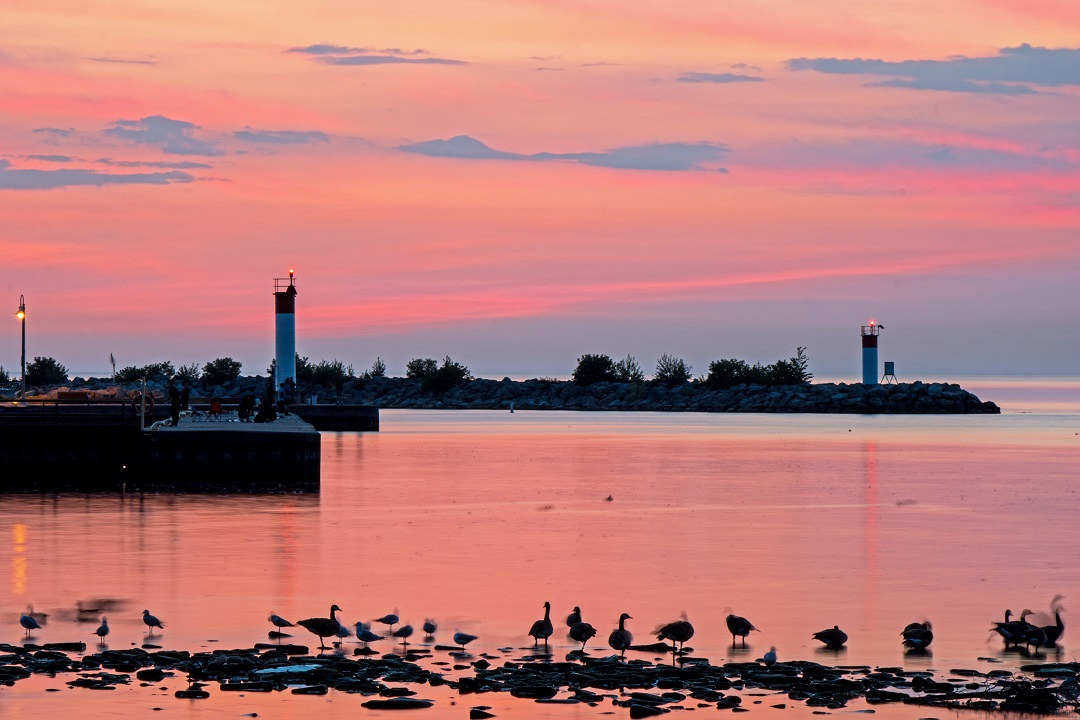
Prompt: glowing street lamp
<box><xmin>16</xmin><ymin>295</ymin><xmax>25</xmax><ymax>400</ymax></box>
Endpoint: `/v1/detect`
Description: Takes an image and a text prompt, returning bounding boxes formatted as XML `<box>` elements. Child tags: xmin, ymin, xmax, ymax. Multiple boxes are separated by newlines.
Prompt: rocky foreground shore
<box><xmin>11</xmin><ymin>377</ymin><xmax>999</xmax><ymax>414</ymax></box>
<box><xmin>1</xmin><ymin>641</ymin><xmax>1075</xmax><ymax>715</ymax></box>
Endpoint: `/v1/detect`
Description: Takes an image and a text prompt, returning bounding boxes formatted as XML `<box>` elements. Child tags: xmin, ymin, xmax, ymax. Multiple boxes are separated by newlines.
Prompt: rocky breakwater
<box><xmin>360</xmin><ymin>377</ymin><xmax>1000</xmax><ymax>414</ymax></box>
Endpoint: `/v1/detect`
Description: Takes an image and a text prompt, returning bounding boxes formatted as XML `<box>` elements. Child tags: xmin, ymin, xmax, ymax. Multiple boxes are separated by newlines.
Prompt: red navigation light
<box><xmin>289</xmin><ymin>268</ymin><xmax>294</xmax><ymax>277</ymax></box>
<box><xmin>869</xmin><ymin>319</ymin><xmax>875</xmax><ymax>326</ymax></box>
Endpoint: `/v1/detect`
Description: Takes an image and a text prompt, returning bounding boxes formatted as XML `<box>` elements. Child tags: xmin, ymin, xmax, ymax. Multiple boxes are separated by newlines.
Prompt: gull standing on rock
<box><xmin>355</xmin><ymin>621</ymin><xmax>383</xmax><ymax>647</ymax></box>
<box><xmin>423</xmin><ymin>618</ymin><xmax>437</xmax><ymax>637</ymax></box>
<box><xmin>763</xmin><ymin>647</ymin><xmax>777</xmax><ymax>666</ymax></box>
<box><xmin>529</xmin><ymin>601</ymin><xmax>554</xmax><ymax>648</ymax></box>
<box><xmin>608</xmin><ymin>613</ymin><xmax>633</xmax><ymax>658</ymax></box>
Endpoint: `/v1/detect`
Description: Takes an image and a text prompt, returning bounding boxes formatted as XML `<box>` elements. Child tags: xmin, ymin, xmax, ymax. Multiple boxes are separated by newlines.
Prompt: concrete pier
<box><xmin>143</xmin><ymin>415</ymin><xmax>320</xmax><ymax>492</ymax></box>
<box><xmin>0</xmin><ymin>402</ymin><xmax>322</xmax><ymax>492</ymax></box>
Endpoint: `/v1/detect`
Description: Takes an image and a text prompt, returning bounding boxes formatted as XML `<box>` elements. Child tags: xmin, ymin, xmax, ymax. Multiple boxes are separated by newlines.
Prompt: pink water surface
<box><xmin>2</xmin><ymin>410</ymin><xmax>1078</xmax><ymax>719</ymax></box>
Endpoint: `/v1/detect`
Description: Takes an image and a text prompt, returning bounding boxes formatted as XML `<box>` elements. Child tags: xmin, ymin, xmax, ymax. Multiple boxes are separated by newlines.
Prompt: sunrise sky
<box><xmin>2</xmin><ymin>0</ymin><xmax>1077</xmax><ymax>380</ymax></box>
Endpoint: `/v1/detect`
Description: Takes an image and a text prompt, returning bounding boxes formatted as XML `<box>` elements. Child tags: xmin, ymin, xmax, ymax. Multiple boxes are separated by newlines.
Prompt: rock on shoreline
<box><xmin>14</xmin><ymin>377</ymin><xmax>1000</xmax><ymax>414</ymax></box>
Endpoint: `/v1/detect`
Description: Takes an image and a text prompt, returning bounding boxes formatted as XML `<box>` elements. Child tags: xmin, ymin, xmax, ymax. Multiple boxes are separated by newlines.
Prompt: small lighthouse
<box><xmin>274</xmin><ymin>270</ymin><xmax>298</xmax><ymax>390</ymax></box>
<box><xmin>860</xmin><ymin>321</ymin><xmax>883</xmax><ymax>385</ymax></box>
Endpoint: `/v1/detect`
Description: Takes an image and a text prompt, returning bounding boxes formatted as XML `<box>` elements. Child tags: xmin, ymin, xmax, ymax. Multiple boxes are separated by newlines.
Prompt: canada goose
<box><xmin>608</xmin><ymin>613</ymin><xmax>633</xmax><ymax>658</ymax></box>
<box><xmin>656</xmin><ymin>613</ymin><xmax>695</xmax><ymax>652</ymax></box>
<box><xmin>993</xmin><ymin>609</ymin><xmax>1034</xmax><ymax>649</ymax></box>
<box><xmin>1042</xmin><ymin>596</ymin><xmax>1066</xmax><ymax>646</ymax></box>
<box><xmin>297</xmin><ymin>604</ymin><xmax>343</xmax><ymax>649</ymax></box>
<box><xmin>812</xmin><ymin>625</ymin><xmax>848</xmax><ymax>649</ymax></box>
<box><xmin>566</xmin><ymin>606</ymin><xmax>582</xmax><ymax>628</ymax></box>
<box><xmin>726</xmin><ymin>612</ymin><xmax>759</xmax><ymax>648</ymax></box>
<box><xmin>142</xmin><ymin>609</ymin><xmax>165</xmax><ymax>634</ymax></box>
<box><xmin>529</xmin><ymin>601</ymin><xmax>554</xmax><ymax>647</ymax></box>
<box><xmin>901</xmin><ymin>620</ymin><xmax>933</xmax><ymax>650</ymax></box>
<box><xmin>569</xmin><ymin>621</ymin><xmax>597</xmax><ymax>650</ymax></box>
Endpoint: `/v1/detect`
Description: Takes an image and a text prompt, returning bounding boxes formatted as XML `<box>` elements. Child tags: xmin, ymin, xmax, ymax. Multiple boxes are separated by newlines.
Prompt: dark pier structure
<box><xmin>0</xmin><ymin>401</ymin><xmax>376</xmax><ymax>493</ymax></box>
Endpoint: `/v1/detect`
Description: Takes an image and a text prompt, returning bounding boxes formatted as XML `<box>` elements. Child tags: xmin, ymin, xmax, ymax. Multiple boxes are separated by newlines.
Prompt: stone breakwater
<box><xmin>17</xmin><ymin>377</ymin><xmax>999</xmax><ymax>414</ymax></box>
<box><xmin>358</xmin><ymin>378</ymin><xmax>1001</xmax><ymax>414</ymax></box>
<box><xmin>0</xmin><ymin>642</ymin><xmax>1076</xmax><ymax>715</ymax></box>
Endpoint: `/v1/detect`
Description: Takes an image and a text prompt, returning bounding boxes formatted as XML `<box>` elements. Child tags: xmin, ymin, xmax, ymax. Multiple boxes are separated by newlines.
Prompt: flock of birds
<box><xmin>16</xmin><ymin>596</ymin><xmax>1065</xmax><ymax>659</ymax></box>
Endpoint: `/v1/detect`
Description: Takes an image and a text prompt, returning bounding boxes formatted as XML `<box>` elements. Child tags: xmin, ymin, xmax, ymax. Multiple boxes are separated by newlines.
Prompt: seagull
<box><xmin>566</xmin><ymin>606</ymin><xmax>582</xmax><ymax>628</ymax></box>
<box><xmin>812</xmin><ymin>625</ymin><xmax>848</xmax><ymax>649</ymax></box>
<box><xmin>529</xmin><ymin>601</ymin><xmax>554</xmax><ymax>648</ymax></box>
<box><xmin>453</xmin><ymin>632</ymin><xmax>477</xmax><ymax>651</ymax></box>
<box><xmin>725</xmin><ymin>612</ymin><xmax>759</xmax><ymax>648</ymax></box>
<box><xmin>374</xmin><ymin>612</ymin><xmax>399</xmax><ymax>634</ymax></box>
<box><xmin>95</xmin><ymin>616</ymin><xmax>110</xmax><ymax>644</ymax></box>
<box><xmin>19</xmin><ymin>611</ymin><xmax>41</xmax><ymax>638</ymax></box>
<box><xmin>608</xmin><ymin>613</ymin><xmax>633</xmax><ymax>658</ymax></box>
<box><xmin>655</xmin><ymin>612</ymin><xmax>695</xmax><ymax>652</ymax></box>
<box><xmin>569</xmin><ymin>620</ymin><xmax>597</xmax><ymax>651</ymax></box>
<box><xmin>268</xmin><ymin>612</ymin><xmax>295</xmax><ymax>630</ymax></box>
<box><xmin>901</xmin><ymin>620</ymin><xmax>933</xmax><ymax>650</ymax></box>
<box><xmin>297</xmin><ymin>604</ymin><xmax>343</xmax><ymax>650</ymax></box>
<box><xmin>26</xmin><ymin>604</ymin><xmax>49</xmax><ymax>626</ymax></box>
<box><xmin>393</xmin><ymin>624</ymin><xmax>414</xmax><ymax>648</ymax></box>
<box><xmin>763</xmin><ymin>646</ymin><xmax>777</xmax><ymax>666</ymax></box>
<box><xmin>142</xmin><ymin>609</ymin><xmax>165</xmax><ymax>634</ymax></box>
<box><xmin>335</xmin><ymin>621</ymin><xmax>354</xmax><ymax>646</ymax></box>
<box><xmin>423</xmin><ymin>618</ymin><xmax>437</xmax><ymax>637</ymax></box>
<box><xmin>356</xmin><ymin>622</ymin><xmax>383</xmax><ymax>647</ymax></box>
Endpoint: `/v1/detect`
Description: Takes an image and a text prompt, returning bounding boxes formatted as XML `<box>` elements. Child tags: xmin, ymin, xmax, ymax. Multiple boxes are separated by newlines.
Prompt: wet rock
<box><xmin>470</xmin><ymin>710</ymin><xmax>496</xmax><ymax>719</ymax></box>
<box><xmin>361</xmin><ymin>698</ymin><xmax>435</xmax><ymax>709</ymax></box>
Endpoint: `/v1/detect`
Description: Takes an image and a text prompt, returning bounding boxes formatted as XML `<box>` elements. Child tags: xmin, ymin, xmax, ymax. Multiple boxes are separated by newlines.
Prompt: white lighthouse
<box><xmin>860</xmin><ymin>321</ymin><xmax>882</xmax><ymax>385</ymax></box>
<box><xmin>274</xmin><ymin>270</ymin><xmax>297</xmax><ymax>390</ymax></box>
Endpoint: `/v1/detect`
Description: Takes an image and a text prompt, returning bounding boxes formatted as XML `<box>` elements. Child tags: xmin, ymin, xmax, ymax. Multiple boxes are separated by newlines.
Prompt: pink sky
<box><xmin>1</xmin><ymin>0</ymin><xmax>1077</xmax><ymax>379</ymax></box>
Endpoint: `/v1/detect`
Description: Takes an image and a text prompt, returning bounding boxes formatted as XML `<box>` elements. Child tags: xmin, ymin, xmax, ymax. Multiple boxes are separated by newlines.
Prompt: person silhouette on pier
<box><xmin>168</xmin><ymin>378</ymin><xmax>181</xmax><ymax>427</ymax></box>
<box><xmin>180</xmin><ymin>380</ymin><xmax>191</xmax><ymax>411</ymax></box>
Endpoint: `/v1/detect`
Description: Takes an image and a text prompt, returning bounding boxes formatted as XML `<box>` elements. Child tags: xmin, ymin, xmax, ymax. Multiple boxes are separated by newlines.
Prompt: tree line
<box><xmin>3</xmin><ymin>348</ymin><xmax>812</xmax><ymax>392</ymax></box>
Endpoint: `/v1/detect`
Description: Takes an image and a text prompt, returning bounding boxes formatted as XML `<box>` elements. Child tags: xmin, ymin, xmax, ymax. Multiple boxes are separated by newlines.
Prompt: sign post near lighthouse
<box><xmin>274</xmin><ymin>270</ymin><xmax>298</xmax><ymax>391</ymax></box>
<box><xmin>860</xmin><ymin>321</ymin><xmax>882</xmax><ymax>385</ymax></box>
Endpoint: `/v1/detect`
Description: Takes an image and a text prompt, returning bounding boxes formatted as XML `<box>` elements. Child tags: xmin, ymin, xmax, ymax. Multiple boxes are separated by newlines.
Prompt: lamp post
<box><xmin>16</xmin><ymin>295</ymin><xmax>25</xmax><ymax>400</ymax></box>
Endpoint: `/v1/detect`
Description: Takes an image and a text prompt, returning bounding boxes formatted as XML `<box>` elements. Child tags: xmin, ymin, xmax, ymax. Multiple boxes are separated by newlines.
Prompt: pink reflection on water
<box><xmin>1</xmin><ymin>411</ymin><xmax>1077</xmax><ymax>719</ymax></box>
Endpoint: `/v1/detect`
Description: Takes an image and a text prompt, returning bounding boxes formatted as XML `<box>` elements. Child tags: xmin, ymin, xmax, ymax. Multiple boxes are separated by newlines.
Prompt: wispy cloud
<box><xmin>678</xmin><ymin>72</ymin><xmax>764</xmax><ymax>84</ymax></box>
<box><xmin>788</xmin><ymin>44</ymin><xmax>1080</xmax><ymax>94</ymax></box>
<box><xmin>287</xmin><ymin>42</ymin><xmax>462</xmax><ymax>67</ymax></box>
<box><xmin>86</xmin><ymin>56</ymin><xmax>156</xmax><ymax>65</ymax></box>
<box><xmin>97</xmin><ymin>158</ymin><xmax>214</xmax><ymax>169</ymax></box>
<box><xmin>233</xmin><ymin>128</ymin><xmax>330</xmax><ymax>144</ymax></box>
<box><xmin>400</xmin><ymin>136</ymin><xmax>729</xmax><ymax>172</ymax></box>
<box><xmin>103</xmin><ymin>115</ymin><xmax>222</xmax><ymax>156</ymax></box>
<box><xmin>32</xmin><ymin>127</ymin><xmax>75</xmax><ymax>137</ymax></box>
<box><xmin>27</xmin><ymin>154</ymin><xmax>73</xmax><ymax>162</ymax></box>
<box><xmin>0</xmin><ymin>159</ymin><xmax>193</xmax><ymax>190</ymax></box>
<box><xmin>317</xmin><ymin>55</ymin><xmax>464</xmax><ymax>66</ymax></box>
<box><xmin>287</xmin><ymin>44</ymin><xmax>428</xmax><ymax>56</ymax></box>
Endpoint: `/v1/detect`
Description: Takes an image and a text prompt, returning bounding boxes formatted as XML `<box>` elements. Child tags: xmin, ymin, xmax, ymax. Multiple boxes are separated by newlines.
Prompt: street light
<box><xmin>16</xmin><ymin>295</ymin><xmax>25</xmax><ymax>400</ymax></box>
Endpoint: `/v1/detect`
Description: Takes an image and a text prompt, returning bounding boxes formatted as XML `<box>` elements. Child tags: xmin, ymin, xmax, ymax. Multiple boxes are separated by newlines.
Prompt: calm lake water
<box><xmin>2</xmin><ymin>383</ymin><xmax>1078</xmax><ymax>719</ymax></box>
